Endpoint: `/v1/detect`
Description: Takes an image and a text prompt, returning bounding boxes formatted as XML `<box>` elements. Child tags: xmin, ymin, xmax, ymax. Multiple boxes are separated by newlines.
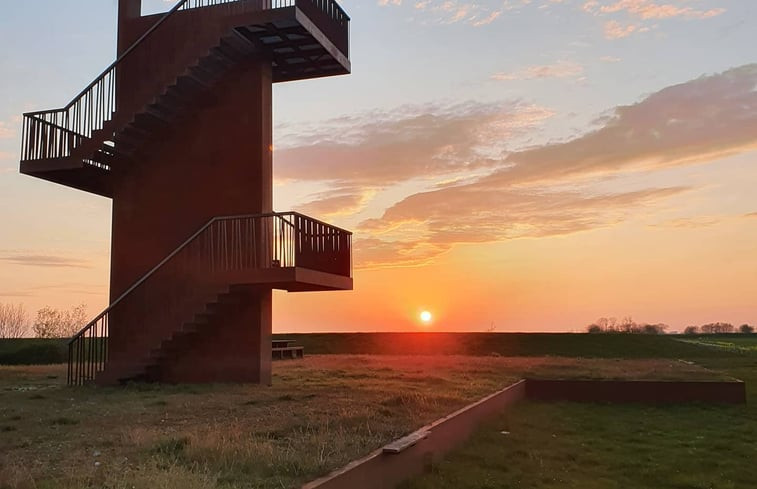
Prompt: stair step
<box><xmin>185</xmin><ymin>68</ymin><xmax>216</xmax><ymax>87</ymax></box>
<box><xmin>212</xmin><ymin>44</ymin><xmax>246</xmax><ymax>63</ymax></box>
<box><xmin>201</xmin><ymin>52</ymin><xmax>233</xmax><ymax>72</ymax></box>
<box><xmin>225</xmin><ymin>30</ymin><xmax>258</xmax><ymax>54</ymax></box>
<box><xmin>144</xmin><ymin>104</ymin><xmax>178</xmax><ymax>123</ymax></box>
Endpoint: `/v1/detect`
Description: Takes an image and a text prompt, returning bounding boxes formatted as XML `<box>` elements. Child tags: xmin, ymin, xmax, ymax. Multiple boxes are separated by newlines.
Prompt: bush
<box><xmin>0</xmin><ymin>340</ymin><xmax>68</xmax><ymax>365</ymax></box>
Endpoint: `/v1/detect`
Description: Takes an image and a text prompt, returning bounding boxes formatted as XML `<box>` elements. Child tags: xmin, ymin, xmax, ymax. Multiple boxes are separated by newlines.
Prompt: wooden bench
<box><xmin>272</xmin><ymin>339</ymin><xmax>304</xmax><ymax>360</ymax></box>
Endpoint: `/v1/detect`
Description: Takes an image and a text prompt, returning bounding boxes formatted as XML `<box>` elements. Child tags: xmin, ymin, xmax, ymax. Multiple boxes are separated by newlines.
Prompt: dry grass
<box><xmin>0</xmin><ymin>355</ymin><xmax>723</xmax><ymax>489</ymax></box>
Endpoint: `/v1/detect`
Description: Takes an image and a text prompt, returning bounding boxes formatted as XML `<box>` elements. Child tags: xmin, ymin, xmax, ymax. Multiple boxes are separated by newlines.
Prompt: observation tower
<box><xmin>19</xmin><ymin>0</ymin><xmax>352</xmax><ymax>385</ymax></box>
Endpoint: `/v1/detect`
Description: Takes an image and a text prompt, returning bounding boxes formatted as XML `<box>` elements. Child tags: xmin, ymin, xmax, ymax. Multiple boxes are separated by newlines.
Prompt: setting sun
<box><xmin>420</xmin><ymin>310</ymin><xmax>433</xmax><ymax>324</ymax></box>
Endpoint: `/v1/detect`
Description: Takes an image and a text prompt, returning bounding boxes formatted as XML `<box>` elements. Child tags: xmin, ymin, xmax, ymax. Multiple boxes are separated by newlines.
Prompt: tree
<box><xmin>683</xmin><ymin>325</ymin><xmax>699</xmax><ymax>335</ymax></box>
<box><xmin>739</xmin><ymin>324</ymin><xmax>755</xmax><ymax>334</ymax></box>
<box><xmin>587</xmin><ymin>323</ymin><xmax>602</xmax><ymax>333</ymax></box>
<box><xmin>642</xmin><ymin>323</ymin><xmax>668</xmax><ymax>335</ymax></box>
<box><xmin>700</xmin><ymin>322</ymin><xmax>734</xmax><ymax>334</ymax></box>
<box><xmin>33</xmin><ymin>304</ymin><xmax>88</xmax><ymax>338</ymax></box>
<box><xmin>0</xmin><ymin>302</ymin><xmax>28</xmax><ymax>338</ymax></box>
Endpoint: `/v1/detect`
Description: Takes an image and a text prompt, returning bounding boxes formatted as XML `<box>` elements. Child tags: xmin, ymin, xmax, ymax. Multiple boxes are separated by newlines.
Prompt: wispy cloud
<box><xmin>492</xmin><ymin>61</ymin><xmax>584</xmax><ymax>81</ymax></box>
<box><xmin>297</xmin><ymin>189</ymin><xmax>379</xmax><ymax>218</ymax></box>
<box><xmin>585</xmin><ymin>0</ymin><xmax>726</xmax><ymax>20</ymax></box>
<box><xmin>478</xmin><ymin>64</ymin><xmax>757</xmax><ymax>187</ymax></box>
<box><xmin>356</xmin><ymin>186</ymin><xmax>688</xmax><ymax>268</ymax></box>
<box><xmin>584</xmin><ymin>0</ymin><xmax>726</xmax><ymax>39</ymax></box>
<box><xmin>379</xmin><ymin>0</ymin><xmax>504</xmax><ymax>27</ymax></box>
<box><xmin>650</xmin><ymin>216</ymin><xmax>721</xmax><ymax>229</ymax></box>
<box><xmin>0</xmin><ymin>253</ymin><xmax>91</xmax><ymax>268</ymax></box>
<box><xmin>276</xmin><ymin>101</ymin><xmax>555</xmax><ymax>189</ymax></box>
<box><xmin>603</xmin><ymin>19</ymin><xmax>642</xmax><ymax>39</ymax></box>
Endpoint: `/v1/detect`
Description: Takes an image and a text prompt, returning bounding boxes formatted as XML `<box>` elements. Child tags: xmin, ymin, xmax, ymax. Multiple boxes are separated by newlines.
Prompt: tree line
<box><xmin>586</xmin><ymin>316</ymin><xmax>754</xmax><ymax>334</ymax></box>
<box><xmin>683</xmin><ymin>323</ymin><xmax>754</xmax><ymax>335</ymax></box>
<box><xmin>0</xmin><ymin>302</ymin><xmax>87</xmax><ymax>339</ymax></box>
<box><xmin>586</xmin><ymin>317</ymin><xmax>668</xmax><ymax>334</ymax></box>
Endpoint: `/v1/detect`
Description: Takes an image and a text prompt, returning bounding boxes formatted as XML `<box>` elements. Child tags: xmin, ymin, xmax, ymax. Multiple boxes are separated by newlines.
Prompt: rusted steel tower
<box><xmin>19</xmin><ymin>0</ymin><xmax>352</xmax><ymax>385</ymax></box>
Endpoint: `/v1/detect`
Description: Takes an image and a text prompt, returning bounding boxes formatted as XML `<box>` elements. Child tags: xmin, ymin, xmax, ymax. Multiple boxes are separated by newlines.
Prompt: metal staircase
<box><xmin>68</xmin><ymin>212</ymin><xmax>351</xmax><ymax>385</ymax></box>
<box><xmin>20</xmin><ymin>0</ymin><xmax>350</xmax><ymax>196</ymax></box>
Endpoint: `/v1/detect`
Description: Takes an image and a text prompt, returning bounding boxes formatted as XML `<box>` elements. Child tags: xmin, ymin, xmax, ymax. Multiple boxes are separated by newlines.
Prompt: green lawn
<box><xmin>401</xmin><ymin>348</ymin><xmax>757</xmax><ymax>489</ymax></box>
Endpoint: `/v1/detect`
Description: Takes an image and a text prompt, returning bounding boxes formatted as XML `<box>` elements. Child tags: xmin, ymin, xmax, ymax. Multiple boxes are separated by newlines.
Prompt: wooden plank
<box><xmin>382</xmin><ymin>430</ymin><xmax>429</xmax><ymax>454</ymax></box>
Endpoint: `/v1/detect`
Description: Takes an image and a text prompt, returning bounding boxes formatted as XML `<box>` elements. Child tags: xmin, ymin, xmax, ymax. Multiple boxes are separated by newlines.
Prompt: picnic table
<box><xmin>272</xmin><ymin>339</ymin><xmax>304</xmax><ymax>359</ymax></box>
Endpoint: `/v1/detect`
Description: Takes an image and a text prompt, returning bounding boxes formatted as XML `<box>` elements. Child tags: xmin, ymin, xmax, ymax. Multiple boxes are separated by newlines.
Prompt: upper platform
<box><xmin>119</xmin><ymin>0</ymin><xmax>350</xmax><ymax>83</ymax></box>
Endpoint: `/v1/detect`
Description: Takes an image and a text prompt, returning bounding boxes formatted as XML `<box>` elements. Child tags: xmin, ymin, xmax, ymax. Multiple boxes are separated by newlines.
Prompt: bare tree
<box><xmin>33</xmin><ymin>304</ymin><xmax>88</xmax><ymax>338</ymax></box>
<box><xmin>0</xmin><ymin>302</ymin><xmax>29</xmax><ymax>338</ymax></box>
<box><xmin>700</xmin><ymin>322</ymin><xmax>735</xmax><ymax>334</ymax></box>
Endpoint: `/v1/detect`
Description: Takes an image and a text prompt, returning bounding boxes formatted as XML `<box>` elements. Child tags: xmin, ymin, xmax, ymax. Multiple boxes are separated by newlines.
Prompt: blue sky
<box><xmin>1</xmin><ymin>0</ymin><xmax>756</xmax><ymax>331</ymax></box>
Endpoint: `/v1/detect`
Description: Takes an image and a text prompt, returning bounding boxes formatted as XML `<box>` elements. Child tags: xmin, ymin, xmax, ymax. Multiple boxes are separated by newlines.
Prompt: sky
<box><xmin>0</xmin><ymin>0</ymin><xmax>756</xmax><ymax>333</ymax></box>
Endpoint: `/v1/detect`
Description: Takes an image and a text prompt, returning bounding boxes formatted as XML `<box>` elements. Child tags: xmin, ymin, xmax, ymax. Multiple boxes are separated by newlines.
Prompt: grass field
<box><xmin>402</xmin><ymin>350</ymin><xmax>757</xmax><ymax>489</ymax></box>
<box><xmin>677</xmin><ymin>335</ymin><xmax>757</xmax><ymax>353</ymax></box>
<box><xmin>0</xmin><ymin>351</ymin><xmax>726</xmax><ymax>489</ymax></box>
<box><xmin>0</xmin><ymin>334</ymin><xmax>752</xmax><ymax>488</ymax></box>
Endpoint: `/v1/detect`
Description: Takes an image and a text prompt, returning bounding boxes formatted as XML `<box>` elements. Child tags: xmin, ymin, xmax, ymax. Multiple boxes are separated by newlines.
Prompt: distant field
<box><xmin>0</xmin><ymin>354</ymin><xmax>721</xmax><ymax>489</ymax></box>
<box><xmin>274</xmin><ymin>332</ymin><xmax>740</xmax><ymax>359</ymax></box>
<box><xmin>2</xmin><ymin>333</ymin><xmax>739</xmax><ymax>366</ymax></box>
<box><xmin>402</xmin><ymin>348</ymin><xmax>757</xmax><ymax>489</ymax></box>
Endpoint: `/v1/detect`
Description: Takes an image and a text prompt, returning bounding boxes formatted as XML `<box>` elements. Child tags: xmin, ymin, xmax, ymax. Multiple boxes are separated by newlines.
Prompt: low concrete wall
<box><xmin>302</xmin><ymin>380</ymin><xmax>527</xmax><ymax>489</ymax></box>
<box><xmin>526</xmin><ymin>379</ymin><xmax>746</xmax><ymax>404</ymax></box>
<box><xmin>302</xmin><ymin>377</ymin><xmax>745</xmax><ymax>489</ymax></box>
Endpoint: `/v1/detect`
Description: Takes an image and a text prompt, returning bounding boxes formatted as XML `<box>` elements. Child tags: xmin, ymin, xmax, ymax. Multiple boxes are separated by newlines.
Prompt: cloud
<box><xmin>0</xmin><ymin>253</ymin><xmax>91</xmax><ymax>268</ymax></box>
<box><xmin>0</xmin><ymin>290</ymin><xmax>35</xmax><ymax>298</ymax></box>
<box><xmin>744</xmin><ymin>212</ymin><xmax>757</xmax><ymax>219</ymax></box>
<box><xmin>379</xmin><ymin>0</ymin><xmax>504</xmax><ymax>26</ymax></box>
<box><xmin>275</xmin><ymin>101</ymin><xmax>555</xmax><ymax>189</ymax></box>
<box><xmin>492</xmin><ymin>61</ymin><xmax>584</xmax><ymax>81</ymax></box>
<box><xmin>352</xmin><ymin>64</ymin><xmax>757</xmax><ymax>267</ymax></box>
<box><xmin>603</xmin><ymin>20</ymin><xmax>640</xmax><ymax>38</ymax></box>
<box><xmin>584</xmin><ymin>0</ymin><xmax>726</xmax><ymax>39</ymax></box>
<box><xmin>588</xmin><ymin>0</ymin><xmax>726</xmax><ymax>20</ymax></box>
<box><xmin>650</xmin><ymin>216</ymin><xmax>721</xmax><ymax>229</ymax></box>
<box><xmin>297</xmin><ymin>189</ymin><xmax>378</xmax><ymax>217</ymax></box>
<box><xmin>478</xmin><ymin>64</ymin><xmax>757</xmax><ymax>188</ymax></box>
<box><xmin>357</xmin><ymin>185</ymin><xmax>688</xmax><ymax>267</ymax></box>
<box><xmin>276</xmin><ymin>65</ymin><xmax>757</xmax><ymax>268</ymax></box>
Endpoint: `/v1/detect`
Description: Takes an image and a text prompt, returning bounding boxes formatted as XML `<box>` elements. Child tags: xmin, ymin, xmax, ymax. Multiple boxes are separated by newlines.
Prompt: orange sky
<box><xmin>1</xmin><ymin>1</ymin><xmax>756</xmax><ymax>333</ymax></box>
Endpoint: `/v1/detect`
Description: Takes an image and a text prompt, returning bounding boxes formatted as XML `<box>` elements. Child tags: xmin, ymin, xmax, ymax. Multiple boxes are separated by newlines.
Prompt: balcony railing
<box><xmin>67</xmin><ymin>211</ymin><xmax>351</xmax><ymax>385</ymax></box>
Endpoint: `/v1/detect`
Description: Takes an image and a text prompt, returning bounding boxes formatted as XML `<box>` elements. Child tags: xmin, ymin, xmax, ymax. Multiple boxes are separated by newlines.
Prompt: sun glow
<box><xmin>420</xmin><ymin>310</ymin><xmax>433</xmax><ymax>324</ymax></box>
